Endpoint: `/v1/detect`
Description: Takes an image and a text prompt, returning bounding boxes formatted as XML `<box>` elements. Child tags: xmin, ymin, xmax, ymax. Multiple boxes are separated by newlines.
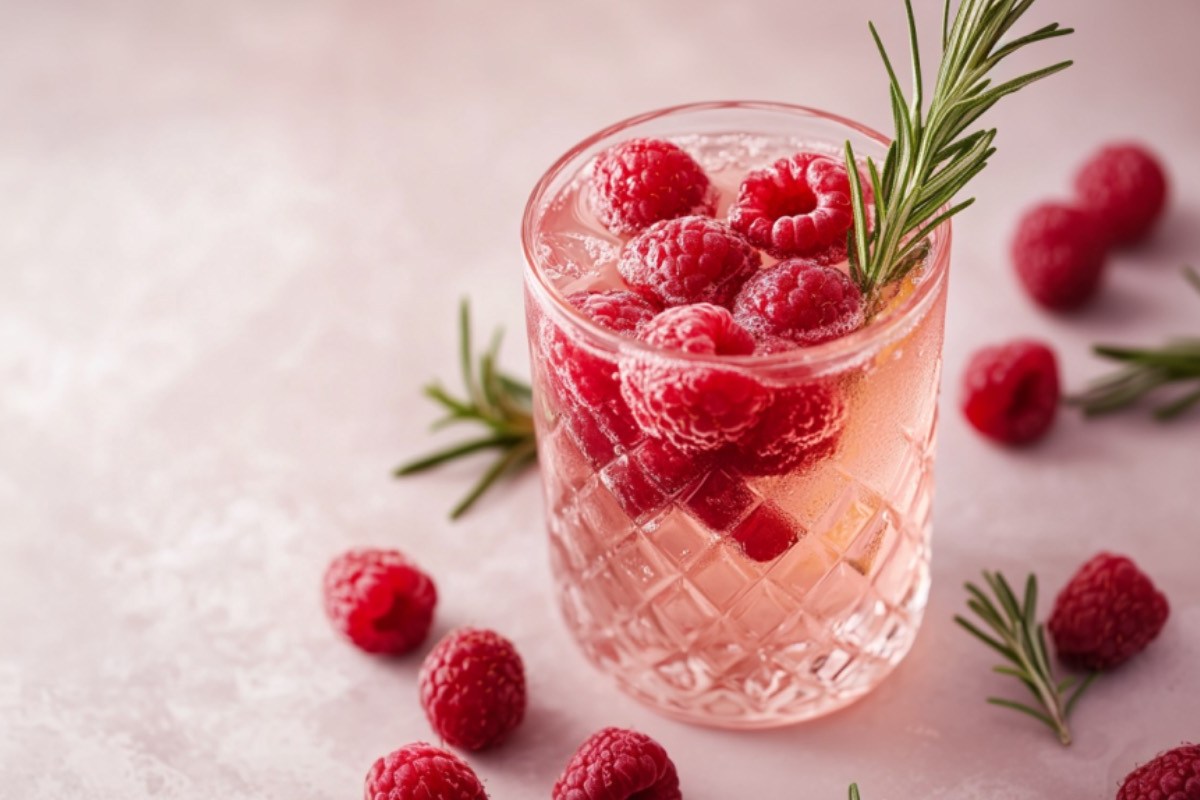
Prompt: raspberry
<box><xmin>1011</xmin><ymin>202</ymin><xmax>1106</xmax><ymax>310</ymax></box>
<box><xmin>1048</xmin><ymin>553</ymin><xmax>1169</xmax><ymax>671</ymax></box>
<box><xmin>364</xmin><ymin>742</ymin><xmax>488</xmax><ymax>800</ymax></box>
<box><xmin>730</xmin><ymin>502</ymin><xmax>800</xmax><ymax>562</ymax></box>
<box><xmin>961</xmin><ymin>340</ymin><xmax>1060</xmax><ymax>445</ymax></box>
<box><xmin>603</xmin><ymin>438</ymin><xmax>716</xmax><ymax>521</ymax></box>
<box><xmin>619</xmin><ymin>216</ymin><xmax>762</xmax><ymax>308</ymax></box>
<box><xmin>552</xmin><ymin>727</ymin><xmax>681</xmax><ymax>800</ymax></box>
<box><xmin>620</xmin><ymin>304</ymin><xmax>770</xmax><ymax>452</ymax></box>
<box><xmin>728</xmin><ymin>152</ymin><xmax>859</xmax><ymax>261</ymax></box>
<box><xmin>1117</xmin><ymin>744</ymin><xmax>1200</xmax><ymax>800</ymax></box>
<box><xmin>323</xmin><ymin>548</ymin><xmax>437</xmax><ymax>655</ymax></box>
<box><xmin>418</xmin><ymin>628</ymin><xmax>526</xmax><ymax>751</ymax></box>
<box><xmin>1074</xmin><ymin>143</ymin><xmax>1169</xmax><ymax>246</ymax></box>
<box><xmin>684</xmin><ymin>469</ymin><xmax>755</xmax><ymax>533</ymax></box>
<box><xmin>541</xmin><ymin>291</ymin><xmax>659</xmax><ymax>464</ymax></box>
<box><xmin>725</xmin><ymin>380</ymin><xmax>845</xmax><ymax>476</ymax></box>
<box><xmin>732</xmin><ymin>259</ymin><xmax>864</xmax><ymax>347</ymax></box>
<box><xmin>591</xmin><ymin>138</ymin><xmax>715</xmax><ymax>235</ymax></box>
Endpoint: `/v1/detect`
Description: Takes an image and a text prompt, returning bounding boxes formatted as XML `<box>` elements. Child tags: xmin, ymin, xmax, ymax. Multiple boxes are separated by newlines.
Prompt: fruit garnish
<box><xmin>619</xmin><ymin>215</ymin><xmax>762</xmax><ymax>308</ymax></box>
<box><xmin>728</xmin><ymin>152</ymin><xmax>859</xmax><ymax>261</ymax></box>
<box><xmin>364</xmin><ymin>743</ymin><xmax>488</xmax><ymax>800</ymax></box>
<box><xmin>591</xmin><ymin>137</ymin><xmax>716</xmax><ymax>235</ymax></box>
<box><xmin>1048</xmin><ymin>553</ymin><xmax>1169</xmax><ymax>671</ymax></box>
<box><xmin>732</xmin><ymin>258</ymin><xmax>865</xmax><ymax>347</ymax></box>
<box><xmin>1116</xmin><ymin>744</ymin><xmax>1200</xmax><ymax>800</ymax></box>
<box><xmin>419</xmin><ymin>627</ymin><xmax>527</xmax><ymax>751</ymax></box>
<box><xmin>1068</xmin><ymin>267</ymin><xmax>1200</xmax><ymax>420</ymax></box>
<box><xmin>844</xmin><ymin>0</ymin><xmax>1074</xmax><ymax>299</ymax></box>
<box><xmin>1074</xmin><ymin>142</ymin><xmax>1169</xmax><ymax>247</ymax></box>
<box><xmin>552</xmin><ymin>727</ymin><xmax>681</xmax><ymax>800</ymax></box>
<box><xmin>961</xmin><ymin>339</ymin><xmax>1060</xmax><ymax>445</ymax></box>
<box><xmin>394</xmin><ymin>301</ymin><xmax>536</xmax><ymax>519</ymax></box>
<box><xmin>619</xmin><ymin>303</ymin><xmax>769</xmax><ymax>452</ymax></box>
<box><xmin>323</xmin><ymin>548</ymin><xmax>438</xmax><ymax>655</ymax></box>
<box><xmin>955</xmin><ymin>570</ymin><xmax>1097</xmax><ymax>745</ymax></box>
<box><xmin>1012</xmin><ymin>202</ymin><xmax>1107</xmax><ymax>310</ymax></box>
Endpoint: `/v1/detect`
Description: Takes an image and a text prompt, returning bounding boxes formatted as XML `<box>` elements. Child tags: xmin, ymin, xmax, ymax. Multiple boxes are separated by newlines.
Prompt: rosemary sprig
<box><xmin>1068</xmin><ymin>267</ymin><xmax>1200</xmax><ymax>420</ymax></box>
<box><xmin>394</xmin><ymin>301</ymin><xmax>537</xmax><ymax>519</ymax></box>
<box><xmin>846</xmin><ymin>0</ymin><xmax>1073</xmax><ymax>297</ymax></box>
<box><xmin>849</xmin><ymin>784</ymin><xmax>862</xmax><ymax>800</ymax></box>
<box><xmin>955</xmin><ymin>571</ymin><xmax>1097</xmax><ymax>745</ymax></box>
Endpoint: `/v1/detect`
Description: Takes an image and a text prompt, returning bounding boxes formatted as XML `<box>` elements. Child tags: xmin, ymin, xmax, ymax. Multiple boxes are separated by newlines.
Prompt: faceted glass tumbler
<box><xmin>521</xmin><ymin>102</ymin><xmax>950</xmax><ymax>729</ymax></box>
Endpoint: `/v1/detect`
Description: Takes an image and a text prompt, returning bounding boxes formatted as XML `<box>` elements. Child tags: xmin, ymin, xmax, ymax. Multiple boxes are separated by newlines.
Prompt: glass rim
<box><xmin>521</xmin><ymin>100</ymin><xmax>951</xmax><ymax>369</ymax></box>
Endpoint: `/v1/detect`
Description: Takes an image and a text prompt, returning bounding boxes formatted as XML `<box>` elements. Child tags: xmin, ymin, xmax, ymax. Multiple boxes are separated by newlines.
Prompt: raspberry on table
<box><xmin>725</xmin><ymin>380</ymin><xmax>845</xmax><ymax>476</ymax></box>
<box><xmin>1074</xmin><ymin>142</ymin><xmax>1169</xmax><ymax>246</ymax></box>
<box><xmin>323</xmin><ymin>548</ymin><xmax>437</xmax><ymax>655</ymax></box>
<box><xmin>732</xmin><ymin>258</ymin><xmax>864</xmax><ymax>347</ymax></box>
<box><xmin>552</xmin><ymin>727</ymin><xmax>682</xmax><ymax>800</ymax></box>
<box><xmin>364</xmin><ymin>742</ymin><xmax>488</xmax><ymax>800</ymax></box>
<box><xmin>620</xmin><ymin>303</ymin><xmax>770</xmax><ymax>452</ymax></box>
<box><xmin>961</xmin><ymin>339</ymin><xmax>1060</xmax><ymax>445</ymax></box>
<box><xmin>1117</xmin><ymin>744</ymin><xmax>1200</xmax><ymax>800</ymax></box>
<box><xmin>619</xmin><ymin>216</ymin><xmax>762</xmax><ymax>308</ymax></box>
<box><xmin>1011</xmin><ymin>201</ymin><xmax>1107</xmax><ymax>310</ymax></box>
<box><xmin>1048</xmin><ymin>552</ymin><xmax>1169</xmax><ymax>671</ymax></box>
<box><xmin>591</xmin><ymin>138</ymin><xmax>716</xmax><ymax>235</ymax></box>
<box><xmin>728</xmin><ymin>151</ymin><xmax>859</xmax><ymax>261</ymax></box>
<box><xmin>419</xmin><ymin>628</ymin><xmax>526</xmax><ymax>751</ymax></box>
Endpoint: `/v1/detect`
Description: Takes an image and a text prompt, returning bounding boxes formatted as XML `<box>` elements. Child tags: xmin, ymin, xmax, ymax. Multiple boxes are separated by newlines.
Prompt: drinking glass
<box><xmin>522</xmin><ymin>101</ymin><xmax>949</xmax><ymax>729</ymax></box>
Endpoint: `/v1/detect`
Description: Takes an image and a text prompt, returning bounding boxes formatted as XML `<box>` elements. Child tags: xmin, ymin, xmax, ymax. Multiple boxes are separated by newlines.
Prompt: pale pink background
<box><xmin>2</xmin><ymin>1</ymin><xmax>1198</xmax><ymax>797</ymax></box>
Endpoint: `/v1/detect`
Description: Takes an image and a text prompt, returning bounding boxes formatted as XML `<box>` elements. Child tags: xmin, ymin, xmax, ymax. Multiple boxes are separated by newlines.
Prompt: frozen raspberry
<box><xmin>591</xmin><ymin>138</ymin><xmax>715</xmax><ymax>235</ymax></box>
<box><xmin>1074</xmin><ymin>143</ymin><xmax>1169</xmax><ymax>246</ymax></box>
<box><xmin>1048</xmin><ymin>553</ymin><xmax>1169</xmax><ymax>671</ymax></box>
<box><xmin>552</xmin><ymin>727</ymin><xmax>681</xmax><ymax>800</ymax></box>
<box><xmin>1117</xmin><ymin>744</ymin><xmax>1200</xmax><ymax>800</ymax></box>
<box><xmin>620</xmin><ymin>304</ymin><xmax>770</xmax><ymax>452</ymax></box>
<box><xmin>419</xmin><ymin>628</ymin><xmax>526</xmax><ymax>751</ymax></box>
<box><xmin>364</xmin><ymin>742</ymin><xmax>488</xmax><ymax>800</ymax></box>
<box><xmin>323</xmin><ymin>548</ymin><xmax>437</xmax><ymax>655</ymax></box>
<box><xmin>1012</xmin><ymin>202</ymin><xmax>1106</xmax><ymax>310</ymax></box>
<box><xmin>732</xmin><ymin>258</ymin><xmax>864</xmax><ymax>347</ymax></box>
<box><xmin>541</xmin><ymin>291</ymin><xmax>658</xmax><ymax>464</ymax></box>
<box><xmin>961</xmin><ymin>340</ymin><xmax>1060</xmax><ymax>445</ymax></box>
<box><xmin>728</xmin><ymin>152</ymin><xmax>859</xmax><ymax>261</ymax></box>
<box><xmin>726</xmin><ymin>380</ymin><xmax>845</xmax><ymax>476</ymax></box>
<box><xmin>619</xmin><ymin>216</ymin><xmax>761</xmax><ymax>308</ymax></box>
<box><xmin>730</xmin><ymin>502</ymin><xmax>800</xmax><ymax>562</ymax></box>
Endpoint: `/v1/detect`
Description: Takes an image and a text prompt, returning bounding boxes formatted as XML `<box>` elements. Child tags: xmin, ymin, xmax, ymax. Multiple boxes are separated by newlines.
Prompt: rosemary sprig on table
<box><xmin>955</xmin><ymin>571</ymin><xmax>1097</xmax><ymax>746</ymax></box>
<box><xmin>849</xmin><ymin>784</ymin><xmax>862</xmax><ymax>800</ymax></box>
<box><xmin>393</xmin><ymin>301</ymin><xmax>536</xmax><ymax>519</ymax></box>
<box><xmin>1069</xmin><ymin>267</ymin><xmax>1200</xmax><ymax>420</ymax></box>
<box><xmin>845</xmin><ymin>0</ymin><xmax>1073</xmax><ymax>297</ymax></box>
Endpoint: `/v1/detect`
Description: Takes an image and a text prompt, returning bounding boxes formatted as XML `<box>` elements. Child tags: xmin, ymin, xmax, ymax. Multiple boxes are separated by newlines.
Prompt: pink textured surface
<box><xmin>1</xmin><ymin>1</ymin><xmax>1198</xmax><ymax>797</ymax></box>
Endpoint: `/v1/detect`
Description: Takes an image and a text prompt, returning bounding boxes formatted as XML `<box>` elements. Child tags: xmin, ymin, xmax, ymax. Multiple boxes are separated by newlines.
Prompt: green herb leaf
<box><xmin>847</xmin><ymin>0</ymin><xmax>1073</xmax><ymax>297</ymax></box>
<box><xmin>394</xmin><ymin>300</ymin><xmax>537</xmax><ymax>519</ymax></box>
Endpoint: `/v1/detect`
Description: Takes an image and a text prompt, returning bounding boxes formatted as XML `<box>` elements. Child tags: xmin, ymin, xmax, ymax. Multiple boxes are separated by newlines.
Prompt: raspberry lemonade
<box><xmin>522</xmin><ymin>102</ymin><xmax>949</xmax><ymax>728</ymax></box>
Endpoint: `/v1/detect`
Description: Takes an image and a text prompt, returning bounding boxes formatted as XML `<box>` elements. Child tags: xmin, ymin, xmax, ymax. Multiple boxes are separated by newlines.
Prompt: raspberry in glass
<box><xmin>591</xmin><ymin>138</ymin><xmax>716</xmax><ymax>235</ymax></box>
<box><xmin>552</xmin><ymin>727</ymin><xmax>681</xmax><ymax>800</ymax></box>
<box><xmin>728</xmin><ymin>152</ymin><xmax>859</xmax><ymax>261</ymax></box>
<box><xmin>726</xmin><ymin>380</ymin><xmax>845</xmax><ymax>476</ymax></box>
<box><xmin>730</xmin><ymin>502</ymin><xmax>800</xmax><ymax>562</ymax></box>
<box><xmin>732</xmin><ymin>258</ymin><xmax>864</xmax><ymax>347</ymax></box>
<box><xmin>1048</xmin><ymin>552</ymin><xmax>1169</xmax><ymax>671</ymax></box>
<box><xmin>418</xmin><ymin>627</ymin><xmax>526</xmax><ymax>751</ymax></box>
<box><xmin>364</xmin><ymin>742</ymin><xmax>488</xmax><ymax>800</ymax></box>
<box><xmin>1074</xmin><ymin>142</ymin><xmax>1169</xmax><ymax>246</ymax></box>
<box><xmin>619</xmin><ymin>216</ymin><xmax>762</xmax><ymax>308</ymax></box>
<box><xmin>323</xmin><ymin>548</ymin><xmax>437</xmax><ymax>655</ymax></box>
<box><xmin>1011</xmin><ymin>201</ymin><xmax>1106</xmax><ymax>310</ymax></box>
<box><xmin>620</xmin><ymin>304</ymin><xmax>770</xmax><ymax>452</ymax></box>
<box><xmin>961</xmin><ymin>340</ymin><xmax>1059</xmax><ymax>445</ymax></box>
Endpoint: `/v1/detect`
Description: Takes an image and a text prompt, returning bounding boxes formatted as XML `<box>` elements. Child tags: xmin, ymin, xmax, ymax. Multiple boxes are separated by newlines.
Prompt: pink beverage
<box><xmin>522</xmin><ymin>102</ymin><xmax>949</xmax><ymax>728</ymax></box>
